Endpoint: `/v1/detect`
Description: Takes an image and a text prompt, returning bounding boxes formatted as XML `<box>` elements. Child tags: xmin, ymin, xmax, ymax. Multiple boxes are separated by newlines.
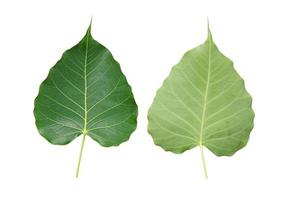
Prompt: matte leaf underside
<box><xmin>34</xmin><ymin>24</ymin><xmax>138</xmax><ymax>176</ymax></box>
<box><xmin>148</xmin><ymin>27</ymin><xmax>254</xmax><ymax>176</ymax></box>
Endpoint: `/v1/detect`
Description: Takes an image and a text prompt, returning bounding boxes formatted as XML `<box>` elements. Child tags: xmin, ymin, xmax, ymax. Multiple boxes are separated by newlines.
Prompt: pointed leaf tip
<box><xmin>207</xmin><ymin>17</ymin><xmax>210</xmax><ymax>28</ymax></box>
<box><xmin>85</xmin><ymin>18</ymin><xmax>92</xmax><ymax>36</ymax></box>
<box><xmin>207</xmin><ymin>19</ymin><xmax>213</xmax><ymax>41</ymax></box>
<box><xmin>89</xmin><ymin>16</ymin><xmax>93</xmax><ymax>28</ymax></box>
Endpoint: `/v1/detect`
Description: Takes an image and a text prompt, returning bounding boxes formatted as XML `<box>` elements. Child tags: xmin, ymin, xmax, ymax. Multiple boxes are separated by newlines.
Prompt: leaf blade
<box><xmin>34</xmin><ymin>23</ymin><xmax>138</xmax><ymax>175</ymax></box>
<box><xmin>148</xmin><ymin>27</ymin><xmax>254</xmax><ymax>157</ymax></box>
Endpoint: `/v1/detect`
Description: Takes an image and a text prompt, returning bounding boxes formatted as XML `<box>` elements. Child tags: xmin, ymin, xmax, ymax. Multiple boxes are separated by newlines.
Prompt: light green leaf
<box><xmin>34</xmin><ymin>22</ymin><xmax>138</xmax><ymax>177</ymax></box>
<box><xmin>147</xmin><ymin>25</ymin><xmax>254</xmax><ymax>178</ymax></box>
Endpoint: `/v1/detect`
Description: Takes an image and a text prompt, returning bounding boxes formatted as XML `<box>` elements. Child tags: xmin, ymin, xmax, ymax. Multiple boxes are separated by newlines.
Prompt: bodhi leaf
<box><xmin>34</xmin><ymin>22</ymin><xmax>138</xmax><ymax>177</ymax></box>
<box><xmin>147</xmin><ymin>25</ymin><xmax>254</xmax><ymax>178</ymax></box>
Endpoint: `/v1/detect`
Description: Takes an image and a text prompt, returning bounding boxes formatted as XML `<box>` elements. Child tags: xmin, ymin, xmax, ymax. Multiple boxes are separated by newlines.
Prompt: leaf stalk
<box><xmin>200</xmin><ymin>145</ymin><xmax>208</xmax><ymax>179</ymax></box>
<box><xmin>76</xmin><ymin>130</ymin><xmax>87</xmax><ymax>178</ymax></box>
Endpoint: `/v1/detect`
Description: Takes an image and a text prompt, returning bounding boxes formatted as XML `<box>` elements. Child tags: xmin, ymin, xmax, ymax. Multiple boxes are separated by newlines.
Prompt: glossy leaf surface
<box><xmin>34</xmin><ymin>23</ymin><xmax>138</xmax><ymax>176</ymax></box>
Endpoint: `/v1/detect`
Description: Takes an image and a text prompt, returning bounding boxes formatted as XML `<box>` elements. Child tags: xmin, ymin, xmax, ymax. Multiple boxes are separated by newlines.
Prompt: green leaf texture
<box><xmin>34</xmin><ymin>23</ymin><xmax>138</xmax><ymax>176</ymax></box>
<box><xmin>148</xmin><ymin>27</ymin><xmax>254</xmax><ymax>172</ymax></box>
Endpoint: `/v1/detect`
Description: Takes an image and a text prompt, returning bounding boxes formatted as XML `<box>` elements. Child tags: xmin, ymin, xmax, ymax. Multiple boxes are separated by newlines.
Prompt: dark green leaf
<box><xmin>34</xmin><ymin>22</ymin><xmax>138</xmax><ymax>177</ymax></box>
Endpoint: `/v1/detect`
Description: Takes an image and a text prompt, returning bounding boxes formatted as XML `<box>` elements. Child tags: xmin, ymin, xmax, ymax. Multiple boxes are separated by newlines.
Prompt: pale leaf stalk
<box><xmin>76</xmin><ymin>131</ymin><xmax>87</xmax><ymax>178</ymax></box>
<box><xmin>200</xmin><ymin>145</ymin><xmax>208</xmax><ymax>179</ymax></box>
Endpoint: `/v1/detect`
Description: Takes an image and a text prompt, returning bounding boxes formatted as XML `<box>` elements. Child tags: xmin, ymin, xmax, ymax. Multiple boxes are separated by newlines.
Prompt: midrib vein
<box><xmin>199</xmin><ymin>36</ymin><xmax>212</xmax><ymax>145</ymax></box>
<box><xmin>75</xmin><ymin>29</ymin><xmax>90</xmax><ymax>178</ymax></box>
<box><xmin>198</xmin><ymin>32</ymin><xmax>212</xmax><ymax>179</ymax></box>
<box><xmin>83</xmin><ymin>31</ymin><xmax>89</xmax><ymax>133</ymax></box>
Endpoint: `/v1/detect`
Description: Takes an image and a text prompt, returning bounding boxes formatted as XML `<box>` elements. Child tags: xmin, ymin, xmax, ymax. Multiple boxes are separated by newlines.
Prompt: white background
<box><xmin>0</xmin><ymin>0</ymin><xmax>299</xmax><ymax>199</ymax></box>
